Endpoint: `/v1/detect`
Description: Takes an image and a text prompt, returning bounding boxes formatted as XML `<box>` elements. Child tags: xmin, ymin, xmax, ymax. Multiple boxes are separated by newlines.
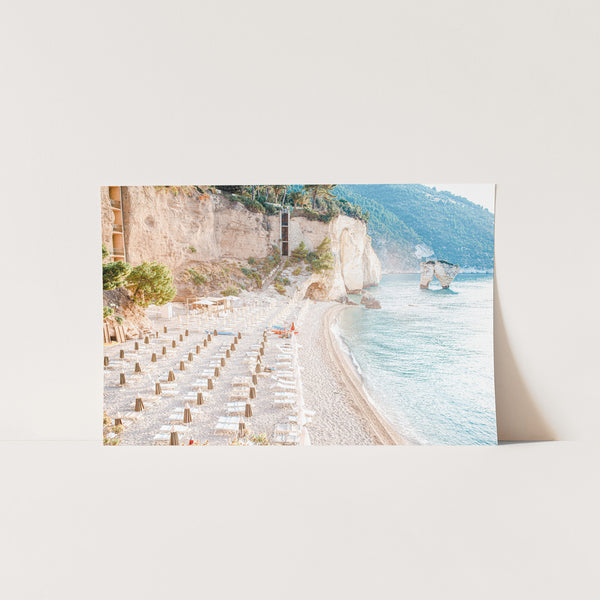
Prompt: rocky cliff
<box><xmin>101</xmin><ymin>186</ymin><xmax>381</xmax><ymax>301</ymax></box>
<box><xmin>419</xmin><ymin>260</ymin><xmax>460</xmax><ymax>289</ymax></box>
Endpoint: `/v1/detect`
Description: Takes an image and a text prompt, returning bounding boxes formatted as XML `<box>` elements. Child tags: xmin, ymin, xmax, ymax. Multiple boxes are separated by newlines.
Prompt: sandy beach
<box><xmin>103</xmin><ymin>291</ymin><xmax>402</xmax><ymax>445</ymax></box>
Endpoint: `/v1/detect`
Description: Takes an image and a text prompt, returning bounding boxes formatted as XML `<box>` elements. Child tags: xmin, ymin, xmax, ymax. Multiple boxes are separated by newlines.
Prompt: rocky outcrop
<box><xmin>103</xmin><ymin>287</ymin><xmax>153</xmax><ymax>339</ymax></box>
<box><xmin>420</xmin><ymin>260</ymin><xmax>460</xmax><ymax>289</ymax></box>
<box><xmin>292</xmin><ymin>215</ymin><xmax>381</xmax><ymax>301</ymax></box>
<box><xmin>360</xmin><ymin>292</ymin><xmax>381</xmax><ymax>309</ymax></box>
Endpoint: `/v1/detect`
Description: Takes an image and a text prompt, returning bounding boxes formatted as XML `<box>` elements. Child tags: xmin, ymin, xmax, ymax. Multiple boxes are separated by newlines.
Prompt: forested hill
<box><xmin>336</xmin><ymin>184</ymin><xmax>494</xmax><ymax>272</ymax></box>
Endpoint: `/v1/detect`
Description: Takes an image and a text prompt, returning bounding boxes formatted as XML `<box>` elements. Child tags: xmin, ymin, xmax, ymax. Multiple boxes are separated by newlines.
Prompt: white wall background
<box><xmin>0</xmin><ymin>1</ymin><xmax>598</xmax><ymax>598</ymax></box>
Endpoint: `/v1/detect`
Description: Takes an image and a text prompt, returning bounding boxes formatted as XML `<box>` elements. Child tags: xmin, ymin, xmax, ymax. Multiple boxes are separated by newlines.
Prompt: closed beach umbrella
<box><xmin>237</xmin><ymin>331</ymin><xmax>242</xmax><ymax>339</ymax></box>
<box><xmin>179</xmin><ymin>334</ymin><xmax>184</xmax><ymax>342</ymax></box>
<box><xmin>134</xmin><ymin>362</ymin><xmax>142</xmax><ymax>373</ymax></box>
<box><xmin>120</xmin><ymin>349</ymin><xmax>125</xmax><ymax>359</ymax></box>
<box><xmin>104</xmin><ymin>356</ymin><xmax>109</xmax><ymax>367</ymax></box>
<box><xmin>144</xmin><ymin>336</ymin><xmax>150</xmax><ymax>344</ymax></box>
<box><xmin>168</xmin><ymin>370</ymin><xmax>176</xmax><ymax>381</ymax></box>
<box><xmin>179</xmin><ymin>361</ymin><xmax>186</xmax><ymax>371</ymax></box>
<box><xmin>114</xmin><ymin>412</ymin><xmax>123</xmax><ymax>426</ymax></box>
<box><xmin>156</xmin><ymin>331</ymin><xmax>159</xmax><ymax>338</ymax></box>
<box><xmin>245</xmin><ymin>403</ymin><xmax>252</xmax><ymax>417</ymax></box>
<box><xmin>208</xmin><ymin>378</ymin><xmax>214</xmax><ymax>390</ymax></box>
<box><xmin>207</xmin><ymin>334</ymin><xmax>212</xmax><ymax>342</ymax></box>
<box><xmin>151</xmin><ymin>352</ymin><xmax>157</xmax><ymax>362</ymax></box>
<box><xmin>162</xmin><ymin>346</ymin><xmax>167</xmax><ymax>355</ymax></box>
<box><xmin>249</xmin><ymin>386</ymin><xmax>256</xmax><ymax>399</ymax></box>
<box><xmin>135</xmin><ymin>397</ymin><xmax>144</xmax><ymax>412</ymax></box>
<box><xmin>220</xmin><ymin>357</ymin><xmax>226</xmax><ymax>367</ymax></box>
<box><xmin>197</xmin><ymin>392</ymin><xmax>204</xmax><ymax>406</ymax></box>
<box><xmin>119</xmin><ymin>372</ymin><xmax>126</xmax><ymax>385</ymax></box>
<box><xmin>134</xmin><ymin>341</ymin><xmax>139</xmax><ymax>351</ymax></box>
<box><xmin>226</xmin><ymin>349</ymin><xmax>231</xmax><ymax>358</ymax></box>
<box><xmin>164</xmin><ymin>326</ymin><xmax>168</xmax><ymax>333</ymax></box>
<box><xmin>230</xmin><ymin>343</ymin><xmax>235</xmax><ymax>351</ymax></box>
<box><xmin>255</xmin><ymin>363</ymin><xmax>261</xmax><ymax>374</ymax></box>
<box><xmin>188</xmin><ymin>352</ymin><xmax>193</xmax><ymax>362</ymax></box>
<box><xmin>155</xmin><ymin>382</ymin><xmax>162</xmax><ymax>395</ymax></box>
<box><xmin>252</xmin><ymin>374</ymin><xmax>258</xmax><ymax>385</ymax></box>
<box><xmin>238</xmin><ymin>422</ymin><xmax>246</xmax><ymax>437</ymax></box>
<box><xmin>185</xmin><ymin>329</ymin><xmax>189</xmax><ymax>337</ymax></box>
<box><xmin>169</xmin><ymin>427</ymin><xmax>179</xmax><ymax>446</ymax></box>
<box><xmin>196</xmin><ymin>345</ymin><xmax>201</xmax><ymax>354</ymax></box>
<box><xmin>183</xmin><ymin>403</ymin><xmax>192</xmax><ymax>424</ymax></box>
<box><xmin>214</xmin><ymin>366</ymin><xmax>220</xmax><ymax>377</ymax></box>
<box><xmin>213</xmin><ymin>329</ymin><xmax>218</xmax><ymax>336</ymax></box>
<box><xmin>203</xmin><ymin>339</ymin><xmax>208</xmax><ymax>347</ymax></box>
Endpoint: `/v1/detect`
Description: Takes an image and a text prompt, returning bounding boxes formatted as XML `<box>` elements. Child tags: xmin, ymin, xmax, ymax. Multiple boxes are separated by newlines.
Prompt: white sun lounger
<box><xmin>272</xmin><ymin>432</ymin><xmax>299</xmax><ymax>445</ymax></box>
<box><xmin>153</xmin><ymin>433</ymin><xmax>171</xmax><ymax>442</ymax></box>
<box><xmin>273</xmin><ymin>398</ymin><xmax>296</xmax><ymax>408</ymax></box>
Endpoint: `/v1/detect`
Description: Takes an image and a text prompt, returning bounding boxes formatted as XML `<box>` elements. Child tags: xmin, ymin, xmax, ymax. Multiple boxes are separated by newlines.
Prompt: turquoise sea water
<box><xmin>337</xmin><ymin>273</ymin><xmax>496</xmax><ymax>445</ymax></box>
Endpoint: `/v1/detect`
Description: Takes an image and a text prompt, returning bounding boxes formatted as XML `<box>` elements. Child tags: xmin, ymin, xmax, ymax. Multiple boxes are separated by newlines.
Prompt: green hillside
<box><xmin>336</xmin><ymin>184</ymin><xmax>494</xmax><ymax>272</ymax></box>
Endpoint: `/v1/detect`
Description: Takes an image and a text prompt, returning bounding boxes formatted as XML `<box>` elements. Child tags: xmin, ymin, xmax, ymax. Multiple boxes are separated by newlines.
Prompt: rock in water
<box><xmin>360</xmin><ymin>292</ymin><xmax>382</xmax><ymax>309</ymax></box>
<box><xmin>420</xmin><ymin>260</ymin><xmax>460</xmax><ymax>289</ymax></box>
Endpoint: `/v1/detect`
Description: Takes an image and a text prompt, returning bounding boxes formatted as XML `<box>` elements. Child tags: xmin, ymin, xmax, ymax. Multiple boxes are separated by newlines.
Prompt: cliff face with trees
<box><xmin>100</xmin><ymin>186</ymin><xmax>380</xmax><ymax>301</ymax></box>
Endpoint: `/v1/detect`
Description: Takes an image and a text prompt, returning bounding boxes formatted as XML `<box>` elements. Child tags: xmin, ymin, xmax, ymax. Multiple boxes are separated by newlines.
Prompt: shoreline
<box><xmin>321</xmin><ymin>304</ymin><xmax>404</xmax><ymax>446</ymax></box>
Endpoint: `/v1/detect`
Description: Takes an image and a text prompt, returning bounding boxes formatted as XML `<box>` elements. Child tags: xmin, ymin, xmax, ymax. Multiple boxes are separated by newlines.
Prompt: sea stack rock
<box><xmin>360</xmin><ymin>291</ymin><xmax>382</xmax><ymax>309</ymax></box>
<box><xmin>420</xmin><ymin>260</ymin><xmax>460</xmax><ymax>289</ymax></box>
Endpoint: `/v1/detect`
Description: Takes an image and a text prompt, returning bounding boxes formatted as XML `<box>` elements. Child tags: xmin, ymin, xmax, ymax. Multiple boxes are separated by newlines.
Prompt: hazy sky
<box><xmin>426</xmin><ymin>184</ymin><xmax>495</xmax><ymax>213</ymax></box>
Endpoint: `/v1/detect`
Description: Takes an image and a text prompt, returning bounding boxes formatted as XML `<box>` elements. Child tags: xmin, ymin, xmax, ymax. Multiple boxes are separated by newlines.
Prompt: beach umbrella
<box><xmin>259</xmin><ymin>347</ymin><xmax>264</xmax><ymax>356</ymax></box>
<box><xmin>252</xmin><ymin>374</ymin><xmax>258</xmax><ymax>385</ymax></box>
<box><xmin>238</xmin><ymin>331</ymin><xmax>242</xmax><ymax>339</ymax></box>
<box><xmin>196</xmin><ymin>345</ymin><xmax>201</xmax><ymax>354</ymax></box>
<box><xmin>144</xmin><ymin>336</ymin><xmax>150</xmax><ymax>344</ymax></box>
<box><xmin>169</xmin><ymin>426</ymin><xmax>180</xmax><ymax>446</ymax></box>
<box><xmin>214</xmin><ymin>367</ymin><xmax>220</xmax><ymax>377</ymax></box>
<box><xmin>114</xmin><ymin>413</ymin><xmax>123</xmax><ymax>426</ymax></box>
<box><xmin>172</xmin><ymin>340</ymin><xmax>177</xmax><ymax>348</ymax></box>
<box><xmin>196</xmin><ymin>392</ymin><xmax>204</xmax><ymax>406</ymax></box>
<box><xmin>162</xmin><ymin>346</ymin><xmax>167</xmax><ymax>355</ymax></box>
<box><xmin>226</xmin><ymin>349</ymin><xmax>231</xmax><ymax>358</ymax></box>
<box><xmin>155</xmin><ymin>382</ymin><xmax>162</xmax><ymax>395</ymax></box>
<box><xmin>203</xmin><ymin>339</ymin><xmax>208</xmax><ymax>347</ymax></box>
<box><xmin>179</xmin><ymin>361</ymin><xmax>186</xmax><ymax>371</ymax></box>
<box><xmin>249</xmin><ymin>386</ymin><xmax>256</xmax><ymax>399</ymax></box>
<box><xmin>188</xmin><ymin>352</ymin><xmax>193</xmax><ymax>362</ymax></box>
<box><xmin>255</xmin><ymin>364</ymin><xmax>261</xmax><ymax>374</ymax></box>
<box><xmin>151</xmin><ymin>353</ymin><xmax>157</xmax><ymax>362</ymax></box>
<box><xmin>245</xmin><ymin>403</ymin><xmax>252</xmax><ymax>417</ymax></box>
<box><xmin>120</xmin><ymin>349</ymin><xmax>125</xmax><ymax>359</ymax></box>
<box><xmin>104</xmin><ymin>356</ymin><xmax>109</xmax><ymax>367</ymax></box>
<box><xmin>213</xmin><ymin>329</ymin><xmax>218</xmax><ymax>336</ymax></box>
<box><xmin>183</xmin><ymin>403</ymin><xmax>192</xmax><ymax>424</ymax></box>
<box><xmin>119</xmin><ymin>372</ymin><xmax>126</xmax><ymax>385</ymax></box>
<box><xmin>163</xmin><ymin>326</ymin><xmax>168</xmax><ymax>333</ymax></box>
<box><xmin>238</xmin><ymin>422</ymin><xmax>246</xmax><ymax>437</ymax></box>
<box><xmin>208</xmin><ymin>378</ymin><xmax>214</xmax><ymax>390</ymax></box>
<box><xmin>156</xmin><ymin>331</ymin><xmax>159</xmax><ymax>338</ymax></box>
<box><xmin>230</xmin><ymin>343</ymin><xmax>235</xmax><ymax>351</ymax></box>
<box><xmin>134</xmin><ymin>341</ymin><xmax>139</xmax><ymax>351</ymax></box>
<box><xmin>168</xmin><ymin>370</ymin><xmax>176</xmax><ymax>381</ymax></box>
<box><xmin>185</xmin><ymin>329</ymin><xmax>189</xmax><ymax>337</ymax></box>
<box><xmin>179</xmin><ymin>334</ymin><xmax>184</xmax><ymax>342</ymax></box>
<box><xmin>135</xmin><ymin>397</ymin><xmax>144</xmax><ymax>412</ymax></box>
<box><xmin>220</xmin><ymin>357</ymin><xmax>226</xmax><ymax>367</ymax></box>
<box><xmin>134</xmin><ymin>362</ymin><xmax>142</xmax><ymax>373</ymax></box>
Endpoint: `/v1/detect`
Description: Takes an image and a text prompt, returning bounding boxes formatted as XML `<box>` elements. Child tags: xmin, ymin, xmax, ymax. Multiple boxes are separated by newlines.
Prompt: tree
<box><xmin>103</xmin><ymin>260</ymin><xmax>132</xmax><ymax>290</ymax></box>
<box><xmin>291</xmin><ymin>241</ymin><xmax>309</xmax><ymax>261</ymax></box>
<box><xmin>127</xmin><ymin>262</ymin><xmax>176</xmax><ymax>306</ymax></box>
<box><xmin>303</xmin><ymin>184</ymin><xmax>337</xmax><ymax>210</ymax></box>
<box><xmin>102</xmin><ymin>243</ymin><xmax>109</xmax><ymax>261</ymax></box>
<box><xmin>308</xmin><ymin>237</ymin><xmax>335</xmax><ymax>272</ymax></box>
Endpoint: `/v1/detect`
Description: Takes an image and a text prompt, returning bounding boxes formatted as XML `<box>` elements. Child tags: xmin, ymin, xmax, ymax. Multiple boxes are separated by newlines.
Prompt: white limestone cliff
<box><xmin>101</xmin><ymin>187</ymin><xmax>381</xmax><ymax>301</ymax></box>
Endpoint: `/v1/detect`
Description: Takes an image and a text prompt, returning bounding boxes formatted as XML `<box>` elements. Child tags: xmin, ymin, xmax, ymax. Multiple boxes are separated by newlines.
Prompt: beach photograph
<box><xmin>102</xmin><ymin>184</ymin><xmax>496</xmax><ymax>446</ymax></box>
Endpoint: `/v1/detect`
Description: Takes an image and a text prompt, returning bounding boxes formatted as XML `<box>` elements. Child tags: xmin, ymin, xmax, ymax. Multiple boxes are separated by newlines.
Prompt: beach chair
<box><xmin>272</xmin><ymin>432</ymin><xmax>299</xmax><ymax>445</ymax></box>
<box><xmin>273</xmin><ymin>398</ymin><xmax>296</xmax><ymax>408</ymax></box>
